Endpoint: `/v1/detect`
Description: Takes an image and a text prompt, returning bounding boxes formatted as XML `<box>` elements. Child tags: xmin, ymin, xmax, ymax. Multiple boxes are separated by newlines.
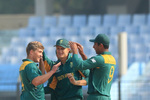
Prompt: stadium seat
<box><xmin>48</xmin><ymin>27</ymin><xmax>64</xmax><ymax>37</ymax></box>
<box><xmin>58</xmin><ymin>15</ymin><xmax>72</xmax><ymax>27</ymax></box>
<box><xmin>123</xmin><ymin>26</ymin><xmax>139</xmax><ymax>34</ymax></box>
<box><xmin>109</xmin><ymin>26</ymin><xmax>124</xmax><ymax>35</ymax></box>
<box><xmin>87</xmin><ymin>15</ymin><xmax>101</xmax><ymax>27</ymax></box>
<box><xmin>19</xmin><ymin>28</ymin><xmax>34</xmax><ymax>37</ymax></box>
<box><xmin>34</xmin><ymin>28</ymin><xmax>49</xmax><ymax>38</ymax></box>
<box><xmin>72</xmin><ymin>15</ymin><xmax>87</xmax><ymax>27</ymax></box>
<box><xmin>132</xmin><ymin>14</ymin><xmax>146</xmax><ymax>25</ymax></box>
<box><xmin>64</xmin><ymin>27</ymin><xmax>79</xmax><ymax>37</ymax></box>
<box><xmin>79</xmin><ymin>26</ymin><xmax>94</xmax><ymax>37</ymax></box>
<box><xmin>139</xmin><ymin>25</ymin><xmax>150</xmax><ymax>34</ymax></box>
<box><xmin>43</xmin><ymin>16</ymin><xmax>57</xmax><ymax>28</ymax></box>
<box><xmin>94</xmin><ymin>26</ymin><xmax>110</xmax><ymax>35</ymax></box>
<box><xmin>117</xmin><ymin>14</ymin><xmax>131</xmax><ymax>26</ymax></box>
<box><xmin>28</xmin><ymin>16</ymin><xmax>42</xmax><ymax>28</ymax></box>
<box><xmin>102</xmin><ymin>14</ymin><xmax>117</xmax><ymax>26</ymax></box>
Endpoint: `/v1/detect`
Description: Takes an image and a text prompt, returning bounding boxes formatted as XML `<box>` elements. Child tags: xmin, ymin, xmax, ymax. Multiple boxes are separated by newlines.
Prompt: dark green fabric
<box><xmin>54</xmin><ymin>38</ymin><xmax>70</xmax><ymax>48</ymax></box>
<box><xmin>20</xmin><ymin>59</ymin><xmax>45</xmax><ymax>100</ymax></box>
<box><xmin>89</xmin><ymin>34</ymin><xmax>110</xmax><ymax>46</ymax></box>
<box><xmin>44</xmin><ymin>53</ymin><xmax>89</xmax><ymax>100</ymax></box>
<box><xmin>72</xmin><ymin>52</ymin><xmax>116</xmax><ymax>99</ymax></box>
<box><xmin>87</xmin><ymin>94</ymin><xmax>111</xmax><ymax>100</ymax></box>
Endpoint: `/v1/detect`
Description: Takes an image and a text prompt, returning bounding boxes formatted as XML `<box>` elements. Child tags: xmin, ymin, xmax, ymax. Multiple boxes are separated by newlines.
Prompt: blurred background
<box><xmin>0</xmin><ymin>0</ymin><xmax>150</xmax><ymax>100</ymax></box>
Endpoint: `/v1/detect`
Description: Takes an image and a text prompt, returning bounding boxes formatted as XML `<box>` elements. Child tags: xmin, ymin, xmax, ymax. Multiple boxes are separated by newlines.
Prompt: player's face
<box><xmin>56</xmin><ymin>46</ymin><xmax>70</xmax><ymax>60</ymax></box>
<box><xmin>32</xmin><ymin>48</ymin><xmax>43</xmax><ymax>63</ymax></box>
<box><xmin>93</xmin><ymin>43</ymin><xmax>102</xmax><ymax>54</ymax></box>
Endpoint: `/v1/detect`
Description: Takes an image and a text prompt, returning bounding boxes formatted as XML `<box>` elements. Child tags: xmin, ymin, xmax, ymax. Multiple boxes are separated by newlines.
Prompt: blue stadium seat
<box><xmin>123</xmin><ymin>26</ymin><xmax>139</xmax><ymax>34</ymax></box>
<box><xmin>94</xmin><ymin>26</ymin><xmax>109</xmax><ymax>35</ymax></box>
<box><xmin>109</xmin><ymin>26</ymin><xmax>124</xmax><ymax>35</ymax></box>
<box><xmin>72</xmin><ymin>15</ymin><xmax>86</xmax><ymax>27</ymax></box>
<box><xmin>139</xmin><ymin>25</ymin><xmax>150</xmax><ymax>34</ymax></box>
<box><xmin>87</xmin><ymin>15</ymin><xmax>101</xmax><ymax>27</ymax></box>
<box><xmin>19</xmin><ymin>28</ymin><xmax>34</xmax><ymax>37</ymax></box>
<box><xmin>58</xmin><ymin>15</ymin><xmax>72</xmax><ymax>27</ymax></box>
<box><xmin>64</xmin><ymin>27</ymin><xmax>79</xmax><ymax>37</ymax></box>
<box><xmin>43</xmin><ymin>16</ymin><xmax>57</xmax><ymax>28</ymax></box>
<box><xmin>48</xmin><ymin>27</ymin><xmax>64</xmax><ymax>37</ymax></box>
<box><xmin>28</xmin><ymin>16</ymin><xmax>42</xmax><ymax>28</ymax></box>
<box><xmin>102</xmin><ymin>14</ymin><xmax>117</xmax><ymax>26</ymax></box>
<box><xmin>79</xmin><ymin>26</ymin><xmax>94</xmax><ymax>37</ymax></box>
<box><xmin>34</xmin><ymin>28</ymin><xmax>49</xmax><ymax>38</ymax></box>
<box><xmin>132</xmin><ymin>14</ymin><xmax>146</xmax><ymax>25</ymax></box>
<box><xmin>117</xmin><ymin>14</ymin><xmax>131</xmax><ymax>26</ymax></box>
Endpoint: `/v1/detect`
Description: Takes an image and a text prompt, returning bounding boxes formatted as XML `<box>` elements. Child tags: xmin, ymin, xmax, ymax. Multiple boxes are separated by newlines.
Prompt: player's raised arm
<box><xmin>39</xmin><ymin>56</ymin><xmax>45</xmax><ymax>75</ymax></box>
<box><xmin>76</xmin><ymin>42</ymin><xmax>87</xmax><ymax>60</ymax></box>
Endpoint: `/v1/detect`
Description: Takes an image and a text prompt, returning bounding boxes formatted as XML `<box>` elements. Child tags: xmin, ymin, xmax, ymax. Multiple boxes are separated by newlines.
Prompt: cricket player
<box><xmin>43</xmin><ymin>39</ymin><xmax>90</xmax><ymax>100</ymax></box>
<box><xmin>19</xmin><ymin>41</ymin><xmax>61</xmax><ymax>100</ymax></box>
<box><xmin>69</xmin><ymin>34</ymin><xmax>116</xmax><ymax>100</ymax></box>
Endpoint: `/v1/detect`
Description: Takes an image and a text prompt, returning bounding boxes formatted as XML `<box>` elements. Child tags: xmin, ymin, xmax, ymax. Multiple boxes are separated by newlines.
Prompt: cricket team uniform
<box><xmin>19</xmin><ymin>59</ymin><xmax>45</xmax><ymax>100</ymax></box>
<box><xmin>43</xmin><ymin>53</ymin><xmax>90</xmax><ymax>100</ymax></box>
<box><xmin>72</xmin><ymin>52</ymin><xmax>116</xmax><ymax>100</ymax></box>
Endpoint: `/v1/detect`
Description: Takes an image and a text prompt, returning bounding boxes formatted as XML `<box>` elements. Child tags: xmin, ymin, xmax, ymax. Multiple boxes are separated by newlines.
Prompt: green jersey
<box><xmin>72</xmin><ymin>52</ymin><xmax>116</xmax><ymax>99</ymax></box>
<box><xmin>19</xmin><ymin>59</ymin><xmax>45</xmax><ymax>100</ymax></box>
<box><xmin>43</xmin><ymin>53</ymin><xmax>90</xmax><ymax>100</ymax></box>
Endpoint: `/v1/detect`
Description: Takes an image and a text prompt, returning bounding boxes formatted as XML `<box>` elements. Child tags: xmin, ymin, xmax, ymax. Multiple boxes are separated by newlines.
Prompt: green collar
<box><xmin>101</xmin><ymin>51</ymin><xmax>111</xmax><ymax>55</ymax></box>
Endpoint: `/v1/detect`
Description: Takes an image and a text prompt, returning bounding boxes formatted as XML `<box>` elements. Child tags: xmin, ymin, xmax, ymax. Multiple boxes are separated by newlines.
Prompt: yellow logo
<box><xmin>70</xmin><ymin>62</ymin><xmax>73</xmax><ymax>68</ymax></box>
<box><xmin>60</xmin><ymin>40</ymin><xmax>63</xmax><ymax>44</ymax></box>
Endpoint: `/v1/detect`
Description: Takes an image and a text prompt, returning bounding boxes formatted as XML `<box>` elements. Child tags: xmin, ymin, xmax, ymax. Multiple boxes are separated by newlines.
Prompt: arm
<box><xmin>67</xmin><ymin>73</ymin><xmax>87</xmax><ymax>86</ymax></box>
<box><xmin>76</xmin><ymin>42</ymin><xmax>87</xmax><ymax>60</ymax></box>
<box><xmin>32</xmin><ymin>62</ymin><xmax>61</xmax><ymax>86</ymax></box>
<box><xmin>69</xmin><ymin>41</ymin><xmax>102</xmax><ymax>70</ymax></box>
<box><xmin>39</xmin><ymin>57</ymin><xmax>45</xmax><ymax>75</ymax></box>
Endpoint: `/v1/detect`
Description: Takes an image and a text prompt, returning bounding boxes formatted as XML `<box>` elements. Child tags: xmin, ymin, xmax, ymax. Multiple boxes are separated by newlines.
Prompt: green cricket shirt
<box><xmin>72</xmin><ymin>52</ymin><xmax>116</xmax><ymax>97</ymax></box>
<box><xmin>43</xmin><ymin>53</ymin><xmax>90</xmax><ymax>100</ymax></box>
<box><xmin>19</xmin><ymin>59</ymin><xmax>45</xmax><ymax>100</ymax></box>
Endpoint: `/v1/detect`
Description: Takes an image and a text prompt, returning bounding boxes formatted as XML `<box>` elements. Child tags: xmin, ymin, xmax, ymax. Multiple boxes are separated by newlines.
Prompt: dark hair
<box><xmin>98</xmin><ymin>43</ymin><xmax>109</xmax><ymax>49</ymax></box>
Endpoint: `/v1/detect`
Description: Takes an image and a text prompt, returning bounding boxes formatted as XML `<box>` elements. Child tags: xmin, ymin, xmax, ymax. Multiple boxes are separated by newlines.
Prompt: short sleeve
<box><xmin>25</xmin><ymin>63</ymin><xmax>41</xmax><ymax>82</ymax></box>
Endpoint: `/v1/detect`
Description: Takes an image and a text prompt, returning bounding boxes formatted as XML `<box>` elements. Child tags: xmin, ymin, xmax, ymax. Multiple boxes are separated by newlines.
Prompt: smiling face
<box><xmin>31</xmin><ymin>48</ymin><xmax>43</xmax><ymax>63</ymax></box>
<box><xmin>56</xmin><ymin>46</ymin><xmax>70</xmax><ymax>60</ymax></box>
<box><xmin>26</xmin><ymin>41</ymin><xmax>44</xmax><ymax>62</ymax></box>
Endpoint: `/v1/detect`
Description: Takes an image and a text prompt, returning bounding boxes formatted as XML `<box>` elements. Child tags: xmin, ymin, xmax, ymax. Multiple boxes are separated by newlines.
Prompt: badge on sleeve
<box><xmin>91</xmin><ymin>58</ymin><xmax>96</xmax><ymax>63</ymax></box>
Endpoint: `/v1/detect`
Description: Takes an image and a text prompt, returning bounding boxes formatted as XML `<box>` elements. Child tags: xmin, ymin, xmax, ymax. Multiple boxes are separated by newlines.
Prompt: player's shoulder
<box><xmin>25</xmin><ymin>62</ymin><xmax>37</xmax><ymax>70</ymax></box>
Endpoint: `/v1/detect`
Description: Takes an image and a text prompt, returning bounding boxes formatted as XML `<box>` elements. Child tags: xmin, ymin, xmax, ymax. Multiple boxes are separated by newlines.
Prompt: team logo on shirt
<box><xmin>91</xmin><ymin>58</ymin><xmax>96</xmax><ymax>63</ymax></box>
<box><xmin>70</xmin><ymin>62</ymin><xmax>73</xmax><ymax>68</ymax></box>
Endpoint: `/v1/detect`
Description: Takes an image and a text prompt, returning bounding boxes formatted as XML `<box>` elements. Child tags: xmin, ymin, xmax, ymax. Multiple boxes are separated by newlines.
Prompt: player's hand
<box><xmin>51</xmin><ymin>62</ymin><xmax>61</xmax><ymax>73</ymax></box>
<box><xmin>69</xmin><ymin>41</ymin><xmax>78</xmax><ymax>54</ymax></box>
<box><xmin>75</xmin><ymin>42</ymin><xmax>84</xmax><ymax>55</ymax></box>
<box><xmin>67</xmin><ymin>73</ymin><xmax>77</xmax><ymax>85</ymax></box>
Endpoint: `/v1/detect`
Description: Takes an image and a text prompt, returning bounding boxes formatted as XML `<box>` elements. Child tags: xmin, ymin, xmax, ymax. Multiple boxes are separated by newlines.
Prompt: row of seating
<box><xmin>19</xmin><ymin>25</ymin><xmax>150</xmax><ymax>38</ymax></box>
<box><xmin>1</xmin><ymin>33</ymin><xmax>150</xmax><ymax>65</ymax></box>
<box><xmin>28</xmin><ymin>14</ymin><xmax>150</xmax><ymax>28</ymax></box>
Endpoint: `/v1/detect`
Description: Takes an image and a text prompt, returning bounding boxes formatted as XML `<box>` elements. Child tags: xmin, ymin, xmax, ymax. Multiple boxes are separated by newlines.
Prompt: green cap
<box><xmin>54</xmin><ymin>39</ymin><xmax>70</xmax><ymax>48</ymax></box>
<box><xmin>89</xmin><ymin>34</ymin><xmax>110</xmax><ymax>46</ymax></box>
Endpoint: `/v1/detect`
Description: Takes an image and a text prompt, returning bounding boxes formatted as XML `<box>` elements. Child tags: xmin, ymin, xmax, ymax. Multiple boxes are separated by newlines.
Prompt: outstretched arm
<box><xmin>32</xmin><ymin>62</ymin><xmax>61</xmax><ymax>86</ymax></box>
<box><xmin>67</xmin><ymin>73</ymin><xmax>87</xmax><ymax>86</ymax></box>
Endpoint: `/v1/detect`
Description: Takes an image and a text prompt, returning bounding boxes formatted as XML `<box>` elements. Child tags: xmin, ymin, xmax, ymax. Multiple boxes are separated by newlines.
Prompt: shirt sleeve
<box><xmin>25</xmin><ymin>63</ymin><xmax>40</xmax><ymax>83</ymax></box>
<box><xmin>73</xmin><ymin>54</ymin><xmax>103</xmax><ymax>70</ymax></box>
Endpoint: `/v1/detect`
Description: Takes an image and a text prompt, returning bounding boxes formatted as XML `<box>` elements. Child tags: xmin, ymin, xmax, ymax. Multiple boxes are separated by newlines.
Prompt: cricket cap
<box><xmin>54</xmin><ymin>39</ymin><xmax>70</xmax><ymax>48</ymax></box>
<box><xmin>89</xmin><ymin>34</ymin><xmax>110</xmax><ymax>46</ymax></box>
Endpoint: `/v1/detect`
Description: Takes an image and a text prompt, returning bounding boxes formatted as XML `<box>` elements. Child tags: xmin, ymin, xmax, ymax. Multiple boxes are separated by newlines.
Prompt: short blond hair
<box><xmin>26</xmin><ymin>41</ymin><xmax>44</xmax><ymax>56</ymax></box>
